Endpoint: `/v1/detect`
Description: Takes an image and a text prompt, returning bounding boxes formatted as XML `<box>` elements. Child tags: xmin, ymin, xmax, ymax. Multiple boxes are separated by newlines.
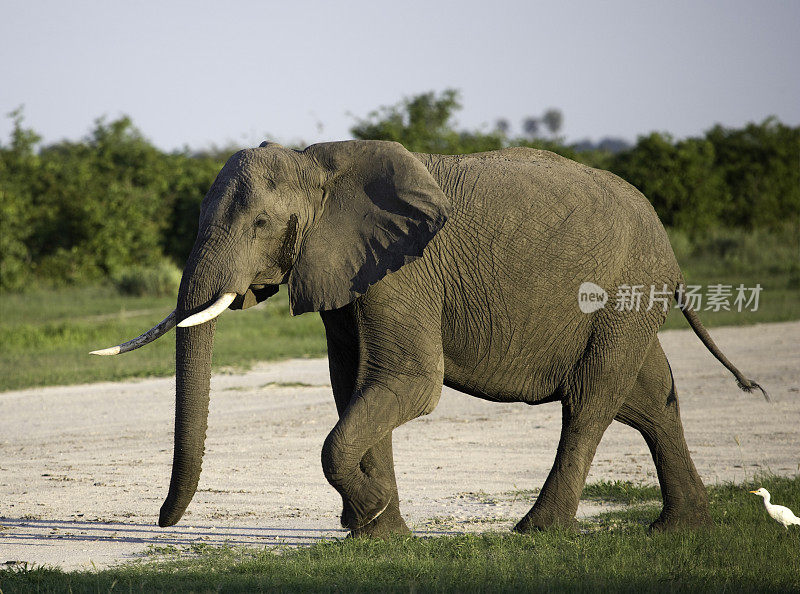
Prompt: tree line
<box><xmin>1</xmin><ymin>91</ymin><xmax>797</xmax><ymax>291</ymax></box>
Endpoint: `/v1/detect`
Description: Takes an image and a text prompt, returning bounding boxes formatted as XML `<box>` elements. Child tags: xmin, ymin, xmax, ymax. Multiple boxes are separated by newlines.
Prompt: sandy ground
<box><xmin>1</xmin><ymin>321</ymin><xmax>798</xmax><ymax>571</ymax></box>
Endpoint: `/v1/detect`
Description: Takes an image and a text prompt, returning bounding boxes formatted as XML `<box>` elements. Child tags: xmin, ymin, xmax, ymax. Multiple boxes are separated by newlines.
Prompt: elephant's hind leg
<box><xmin>515</xmin><ymin>320</ymin><xmax>647</xmax><ymax>533</ymax></box>
<box><xmin>514</xmin><ymin>398</ymin><xmax>620</xmax><ymax>532</ymax></box>
<box><xmin>615</xmin><ymin>338</ymin><xmax>712</xmax><ymax>531</ymax></box>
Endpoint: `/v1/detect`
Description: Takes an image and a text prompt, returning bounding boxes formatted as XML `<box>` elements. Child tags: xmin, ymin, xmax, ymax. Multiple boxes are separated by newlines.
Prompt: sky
<box><xmin>2</xmin><ymin>0</ymin><xmax>798</xmax><ymax>152</ymax></box>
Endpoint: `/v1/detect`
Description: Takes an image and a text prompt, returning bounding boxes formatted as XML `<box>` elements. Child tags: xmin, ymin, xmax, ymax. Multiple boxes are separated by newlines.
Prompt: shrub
<box><xmin>667</xmin><ymin>225</ymin><xmax>800</xmax><ymax>286</ymax></box>
<box><xmin>2</xmin><ymin>100</ymin><xmax>798</xmax><ymax>293</ymax></box>
<box><xmin>112</xmin><ymin>261</ymin><xmax>182</xmax><ymax>297</ymax></box>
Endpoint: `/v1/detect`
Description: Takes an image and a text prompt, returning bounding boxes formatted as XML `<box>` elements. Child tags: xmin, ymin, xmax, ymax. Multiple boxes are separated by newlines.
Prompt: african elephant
<box><xmin>93</xmin><ymin>140</ymin><xmax>765</xmax><ymax>535</ymax></box>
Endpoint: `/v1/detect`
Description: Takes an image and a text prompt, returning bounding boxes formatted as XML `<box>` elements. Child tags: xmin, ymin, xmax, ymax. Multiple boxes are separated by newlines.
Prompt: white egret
<box><xmin>749</xmin><ymin>488</ymin><xmax>800</xmax><ymax>529</ymax></box>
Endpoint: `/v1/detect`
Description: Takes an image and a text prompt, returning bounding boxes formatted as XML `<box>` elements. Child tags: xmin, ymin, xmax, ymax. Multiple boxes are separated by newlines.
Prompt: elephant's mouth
<box><xmin>229</xmin><ymin>284</ymin><xmax>280</xmax><ymax>310</ymax></box>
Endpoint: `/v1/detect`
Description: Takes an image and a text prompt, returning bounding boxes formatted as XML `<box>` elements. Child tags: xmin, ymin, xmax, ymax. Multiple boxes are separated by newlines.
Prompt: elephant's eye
<box><xmin>254</xmin><ymin>216</ymin><xmax>269</xmax><ymax>230</ymax></box>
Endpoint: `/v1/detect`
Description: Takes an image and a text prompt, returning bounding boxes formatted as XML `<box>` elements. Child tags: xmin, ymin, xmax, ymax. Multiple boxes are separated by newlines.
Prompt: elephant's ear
<box><xmin>289</xmin><ymin>140</ymin><xmax>450</xmax><ymax>314</ymax></box>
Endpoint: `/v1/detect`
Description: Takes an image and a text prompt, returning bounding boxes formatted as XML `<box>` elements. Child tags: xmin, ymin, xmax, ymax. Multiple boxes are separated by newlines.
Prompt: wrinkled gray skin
<box><xmin>160</xmin><ymin>140</ymin><xmax>762</xmax><ymax>535</ymax></box>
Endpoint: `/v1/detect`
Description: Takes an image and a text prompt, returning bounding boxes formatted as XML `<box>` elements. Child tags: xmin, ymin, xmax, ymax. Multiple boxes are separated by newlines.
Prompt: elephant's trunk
<box><xmin>158</xmin><ymin>322</ymin><xmax>216</xmax><ymax>527</ymax></box>
<box><xmin>158</xmin><ymin>250</ymin><xmax>223</xmax><ymax>527</ymax></box>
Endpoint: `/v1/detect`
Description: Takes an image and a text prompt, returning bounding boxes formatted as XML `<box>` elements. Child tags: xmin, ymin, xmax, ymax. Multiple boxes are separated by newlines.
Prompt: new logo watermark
<box><xmin>577</xmin><ymin>282</ymin><xmax>608</xmax><ymax>313</ymax></box>
<box><xmin>577</xmin><ymin>283</ymin><xmax>762</xmax><ymax>313</ymax></box>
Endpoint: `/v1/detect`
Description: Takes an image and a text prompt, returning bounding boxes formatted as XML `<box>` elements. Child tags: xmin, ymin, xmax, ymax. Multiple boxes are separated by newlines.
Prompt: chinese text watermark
<box><xmin>578</xmin><ymin>283</ymin><xmax>762</xmax><ymax>314</ymax></box>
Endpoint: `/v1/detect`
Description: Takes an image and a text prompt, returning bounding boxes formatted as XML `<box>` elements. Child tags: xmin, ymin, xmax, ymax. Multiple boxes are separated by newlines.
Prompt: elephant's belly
<box><xmin>442</xmin><ymin>351</ymin><xmax>568</xmax><ymax>405</ymax></box>
<box><xmin>439</xmin><ymin>289</ymin><xmax>591</xmax><ymax>405</ymax></box>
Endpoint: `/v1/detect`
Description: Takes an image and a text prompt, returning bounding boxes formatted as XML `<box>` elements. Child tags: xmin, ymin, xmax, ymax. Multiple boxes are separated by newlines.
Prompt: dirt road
<box><xmin>1</xmin><ymin>321</ymin><xmax>798</xmax><ymax>570</ymax></box>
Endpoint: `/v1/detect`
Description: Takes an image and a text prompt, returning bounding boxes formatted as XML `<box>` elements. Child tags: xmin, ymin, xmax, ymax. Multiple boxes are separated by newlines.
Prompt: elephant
<box><xmin>92</xmin><ymin>140</ymin><xmax>766</xmax><ymax>536</ymax></box>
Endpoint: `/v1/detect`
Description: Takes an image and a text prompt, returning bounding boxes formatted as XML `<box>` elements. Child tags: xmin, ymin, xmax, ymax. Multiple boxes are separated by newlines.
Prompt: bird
<box><xmin>749</xmin><ymin>488</ymin><xmax>800</xmax><ymax>529</ymax></box>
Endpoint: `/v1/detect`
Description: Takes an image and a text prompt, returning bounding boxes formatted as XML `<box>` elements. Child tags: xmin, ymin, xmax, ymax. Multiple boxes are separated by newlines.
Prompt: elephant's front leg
<box><xmin>348</xmin><ymin>434</ymin><xmax>409</xmax><ymax>537</ymax></box>
<box><xmin>322</xmin><ymin>306</ymin><xmax>410</xmax><ymax>537</ymax></box>
<box><xmin>322</xmin><ymin>372</ymin><xmax>442</xmax><ymax>530</ymax></box>
<box><xmin>320</xmin><ymin>295</ymin><xmax>444</xmax><ymax>532</ymax></box>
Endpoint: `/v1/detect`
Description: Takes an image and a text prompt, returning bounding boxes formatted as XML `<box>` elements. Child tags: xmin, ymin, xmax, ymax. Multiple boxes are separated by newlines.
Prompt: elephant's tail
<box><xmin>675</xmin><ymin>284</ymin><xmax>769</xmax><ymax>402</ymax></box>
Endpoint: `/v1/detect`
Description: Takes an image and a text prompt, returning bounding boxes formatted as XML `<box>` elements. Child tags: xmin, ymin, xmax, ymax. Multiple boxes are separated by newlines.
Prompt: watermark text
<box><xmin>577</xmin><ymin>283</ymin><xmax>762</xmax><ymax>313</ymax></box>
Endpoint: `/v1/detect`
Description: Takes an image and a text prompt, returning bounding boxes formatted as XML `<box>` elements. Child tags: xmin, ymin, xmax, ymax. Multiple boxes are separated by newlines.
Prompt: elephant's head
<box><xmin>91</xmin><ymin>140</ymin><xmax>450</xmax><ymax>526</ymax></box>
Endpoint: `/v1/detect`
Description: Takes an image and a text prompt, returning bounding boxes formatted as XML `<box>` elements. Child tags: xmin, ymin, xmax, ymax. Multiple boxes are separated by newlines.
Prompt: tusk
<box><xmin>90</xmin><ymin>311</ymin><xmax>177</xmax><ymax>356</ymax></box>
<box><xmin>177</xmin><ymin>293</ymin><xmax>237</xmax><ymax>328</ymax></box>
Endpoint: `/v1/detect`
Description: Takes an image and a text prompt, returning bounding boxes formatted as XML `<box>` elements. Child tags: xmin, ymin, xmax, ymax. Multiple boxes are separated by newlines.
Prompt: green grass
<box><xmin>581</xmin><ymin>480</ymin><xmax>662</xmax><ymax>504</ymax></box>
<box><xmin>661</xmin><ymin>226</ymin><xmax>800</xmax><ymax>329</ymax></box>
<box><xmin>2</xmin><ymin>476</ymin><xmax>798</xmax><ymax>593</ymax></box>
<box><xmin>0</xmin><ymin>285</ymin><xmax>327</xmax><ymax>391</ymax></box>
<box><xmin>0</xmin><ymin>227</ymin><xmax>797</xmax><ymax>391</ymax></box>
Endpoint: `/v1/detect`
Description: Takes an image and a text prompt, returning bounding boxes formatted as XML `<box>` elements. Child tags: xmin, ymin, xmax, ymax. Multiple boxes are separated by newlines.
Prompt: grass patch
<box><xmin>581</xmin><ymin>480</ymin><xmax>662</xmax><ymax>504</ymax></box>
<box><xmin>508</xmin><ymin>481</ymin><xmax>660</xmax><ymax>505</ymax></box>
<box><xmin>661</xmin><ymin>226</ymin><xmax>799</xmax><ymax>329</ymax></box>
<box><xmin>2</xmin><ymin>476</ymin><xmax>799</xmax><ymax>592</ymax></box>
<box><xmin>0</xmin><ymin>285</ymin><xmax>326</xmax><ymax>391</ymax></box>
<box><xmin>0</xmin><ymin>227</ymin><xmax>797</xmax><ymax>390</ymax></box>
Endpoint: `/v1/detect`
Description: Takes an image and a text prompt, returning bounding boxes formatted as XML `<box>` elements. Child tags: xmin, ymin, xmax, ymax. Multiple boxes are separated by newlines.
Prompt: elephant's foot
<box><xmin>347</xmin><ymin>503</ymin><xmax>411</xmax><ymax>539</ymax></box>
<box><xmin>649</xmin><ymin>502</ymin><xmax>713</xmax><ymax>533</ymax></box>
<box><xmin>339</xmin><ymin>478</ymin><xmax>393</xmax><ymax>530</ymax></box>
<box><xmin>649</xmin><ymin>484</ymin><xmax>712</xmax><ymax>532</ymax></box>
<box><xmin>513</xmin><ymin>506</ymin><xmax>577</xmax><ymax>533</ymax></box>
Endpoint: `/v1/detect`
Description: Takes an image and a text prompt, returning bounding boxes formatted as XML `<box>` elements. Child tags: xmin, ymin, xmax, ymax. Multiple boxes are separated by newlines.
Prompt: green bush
<box><xmin>0</xmin><ymin>111</ymin><xmax>224</xmax><ymax>291</ymax></box>
<box><xmin>608</xmin><ymin>133</ymin><xmax>726</xmax><ymax>232</ymax></box>
<box><xmin>0</xmin><ymin>108</ymin><xmax>39</xmax><ymax>291</ymax></box>
<box><xmin>706</xmin><ymin>118</ymin><xmax>800</xmax><ymax>229</ymax></box>
<box><xmin>607</xmin><ymin>119</ymin><xmax>799</xmax><ymax>233</ymax></box>
<box><xmin>1</xmin><ymin>99</ymin><xmax>798</xmax><ymax>293</ymax></box>
<box><xmin>161</xmin><ymin>153</ymin><xmax>224</xmax><ymax>263</ymax></box>
<box><xmin>112</xmin><ymin>261</ymin><xmax>182</xmax><ymax>297</ymax></box>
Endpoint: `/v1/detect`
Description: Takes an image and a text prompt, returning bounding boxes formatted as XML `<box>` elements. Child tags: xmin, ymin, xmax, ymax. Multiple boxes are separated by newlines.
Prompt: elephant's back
<box><xmin>419</xmin><ymin>148</ymin><xmax>657</xmax><ymax>223</ymax></box>
<box><xmin>419</xmin><ymin>149</ymin><xmax>674</xmax><ymax>281</ymax></box>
